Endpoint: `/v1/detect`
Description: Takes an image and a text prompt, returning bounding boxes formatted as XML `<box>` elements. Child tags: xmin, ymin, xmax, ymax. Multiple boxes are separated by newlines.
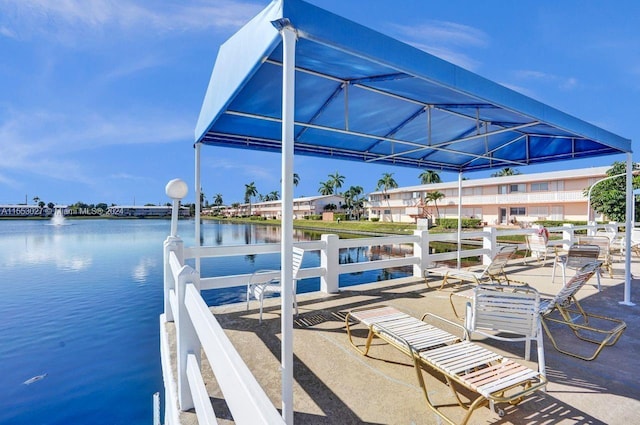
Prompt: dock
<box><xmin>166</xmin><ymin>255</ymin><xmax>639</xmax><ymax>424</ymax></box>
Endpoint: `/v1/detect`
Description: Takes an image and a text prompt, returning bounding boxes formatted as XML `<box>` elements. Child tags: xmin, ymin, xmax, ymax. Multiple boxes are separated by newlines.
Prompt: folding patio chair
<box><xmin>540</xmin><ymin>262</ymin><xmax>626</xmax><ymax>361</ymax></box>
<box><xmin>577</xmin><ymin>235</ymin><xmax>614</xmax><ymax>277</ymax></box>
<box><xmin>552</xmin><ymin>244</ymin><xmax>601</xmax><ymax>291</ymax></box>
<box><xmin>246</xmin><ymin>246</ymin><xmax>304</xmax><ymax>323</ymax></box>
<box><xmin>465</xmin><ymin>284</ymin><xmax>545</xmax><ymax>376</ymax></box>
<box><xmin>425</xmin><ymin>245</ymin><xmax>516</xmax><ymax>290</ymax></box>
<box><xmin>523</xmin><ymin>233</ymin><xmax>558</xmax><ymax>264</ymax></box>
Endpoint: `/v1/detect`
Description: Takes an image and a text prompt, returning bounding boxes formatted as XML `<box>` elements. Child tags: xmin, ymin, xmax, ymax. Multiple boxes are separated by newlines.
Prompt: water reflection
<box><xmin>194</xmin><ymin>220</ymin><xmax>414</xmax><ymax>303</ymax></box>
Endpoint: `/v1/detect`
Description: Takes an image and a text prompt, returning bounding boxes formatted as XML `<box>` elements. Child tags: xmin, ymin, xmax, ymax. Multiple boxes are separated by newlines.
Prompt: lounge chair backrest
<box><xmin>577</xmin><ymin>236</ymin><xmax>610</xmax><ymax>258</ymax></box>
<box><xmin>526</xmin><ymin>233</ymin><xmax>548</xmax><ymax>253</ymax></box>
<box><xmin>471</xmin><ymin>285</ymin><xmax>540</xmax><ymax>337</ymax></box>
<box><xmin>565</xmin><ymin>244</ymin><xmax>599</xmax><ymax>270</ymax></box>
<box><xmin>485</xmin><ymin>245</ymin><xmax>516</xmax><ymax>275</ymax></box>
<box><xmin>541</xmin><ymin>261</ymin><xmax>600</xmax><ymax>315</ymax></box>
<box><xmin>292</xmin><ymin>246</ymin><xmax>304</xmax><ymax>281</ymax></box>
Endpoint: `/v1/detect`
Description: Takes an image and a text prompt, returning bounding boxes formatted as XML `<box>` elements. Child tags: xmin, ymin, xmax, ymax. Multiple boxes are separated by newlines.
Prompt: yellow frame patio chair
<box><xmin>425</xmin><ymin>245</ymin><xmax>516</xmax><ymax>290</ymax></box>
<box><xmin>540</xmin><ymin>261</ymin><xmax>626</xmax><ymax>361</ymax></box>
<box><xmin>523</xmin><ymin>232</ymin><xmax>558</xmax><ymax>264</ymax></box>
<box><xmin>577</xmin><ymin>235</ymin><xmax>614</xmax><ymax>277</ymax></box>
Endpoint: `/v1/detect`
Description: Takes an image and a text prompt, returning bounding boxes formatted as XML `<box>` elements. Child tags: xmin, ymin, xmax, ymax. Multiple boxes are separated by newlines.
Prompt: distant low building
<box><xmin>219</xmin><ymin>194</ymin><xmax>344</xmax><ymax>219</ymax></box>
<box><xmin>366</xmin><ymin>166</ymin><xmax>611</xmax><ymax>224</ymax></box>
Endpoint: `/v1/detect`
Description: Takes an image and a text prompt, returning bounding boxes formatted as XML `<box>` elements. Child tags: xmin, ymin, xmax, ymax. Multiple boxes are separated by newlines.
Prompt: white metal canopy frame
<box><xmin>192</xmin><ymin>0</ymin><xmax>634</xmax><ymax>422</ymax></box>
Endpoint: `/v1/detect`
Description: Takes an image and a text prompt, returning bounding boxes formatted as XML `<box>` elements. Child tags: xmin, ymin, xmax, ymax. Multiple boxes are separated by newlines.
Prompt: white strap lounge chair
<box><xmin>346</xmin><ymin>305</ymin><xmax>546</xmax><ymax>424</ymax></box>
<box><xmin>425</xmin><ymin>245</ymin><xmax>516</xmax><ymax>290</ymax></box>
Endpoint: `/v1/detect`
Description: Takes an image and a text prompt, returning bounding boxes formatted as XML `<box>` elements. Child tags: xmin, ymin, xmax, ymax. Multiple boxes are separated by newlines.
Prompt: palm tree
<box><xmin>32</xmin><ymin>196</ymin><xmax>40</xmax><ymax>205</ymax></box>
<box><xmin>376</xmin><ymin>172</ymin><xmax>398</xmax><ymax>222</ymax></box>
<box><xmin>491</xmin><ymin>167</ymin><xmax>521</xmax><ymax>177</ymax></box>
<box><xmin>213</xmin><ymin>193</ymin><xmax>223</xmax><ymax>215</ymax></box>
<box><xmin>344</xmin><ymin>185</ymin><xmax>364</xmax><ymax>220</ymax></box>
<box><xmin>328</xmin><ymin>171</ymin><xmax>345</xmax><ymax>194</ymax></box>
<box><xmin>244</xmin><ymin>182</ymin><xmax>258</xmax><ymax>216</ymax></box>
<box><xmin>268</xmin><ymin>190</ymin><xmax>279</xmax><ymax>201</ymax></box>
<box><xmin>318</xmin><ymin>180</ymin><xmax>334</xmax><ymax>195</ymax></box>
<box><xmin>200</xmin><ymin>191</ymin><xmax>207</xmax><ymax>208</ymax></box>
<box><xmin>281</xmin><ymin>172</ymin><xmax>300</xmax><ymax>187</ymax></box>
<box><xmin>426</xmin><ymin>191</ymin><xmax>445</xmax><ymax>218</ymax></box>
<box><xmin>419</xmin><ymin>170</ymin><xmax>441</xmax><ymax>184</ymax></box>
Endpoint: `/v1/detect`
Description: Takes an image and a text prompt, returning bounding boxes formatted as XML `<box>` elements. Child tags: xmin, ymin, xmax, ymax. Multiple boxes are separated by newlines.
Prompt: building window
<box><xmin>510</xmin><ymin>207</ymin><xmax>526</xmax><ymax>216</ymax></box>
<box><xmin>498</xmin><ymin>185</ymin><xmax>508</xmax><ymax>194</ymax></box>
<box><xmin>529</xmin><ymin>206</ymin><xmax>549</xmax><ymax>217</ymax></box>
<box><xmin>509</xmin><ymin>184</ymin><xmax>525</xmax><ymax>193</ymax></box>
<box><xmin>384</xmin><ymin>209</ymin><xmax>391</xmax><ymax>215</ymax></box>
<box><xmin>531</xmin><ymin>182</ymin><xmax>549</xmax><ymax>191</ymax></box>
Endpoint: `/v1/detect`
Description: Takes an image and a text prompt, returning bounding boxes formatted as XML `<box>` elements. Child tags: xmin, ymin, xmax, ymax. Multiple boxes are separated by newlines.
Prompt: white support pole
<box><xmin>195</xmin><ymin>143</ymin><xmax>202</xmax><ymax>272</ymax></box>
<box><xmin>621</xmin><ymin>153</ymin><xmax>635</xmax><ymax>306</ymax></box>
<box><xmin>278</xmin><ymin>21</ymin><xmax>297</xmax><ymax>424</ymax></box>
<box><xmin>457</xmin><ymin>172</ymin><xmax>463</xmax><ymax>269</ymax></box>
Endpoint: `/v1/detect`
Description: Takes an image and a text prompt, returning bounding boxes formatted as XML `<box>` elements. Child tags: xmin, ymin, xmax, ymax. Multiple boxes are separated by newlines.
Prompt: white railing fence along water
<box><xmin>161</xmin><ymin>220</ymin><xmax>620</xmax><ymax>424</ymax></box>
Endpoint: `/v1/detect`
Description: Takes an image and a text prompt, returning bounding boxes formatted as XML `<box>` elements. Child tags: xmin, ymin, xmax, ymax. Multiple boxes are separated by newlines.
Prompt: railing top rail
<box><xmin>185</xmin><ymin>284</ymin><xmax>285</xmax><ymax>424</ymax></box>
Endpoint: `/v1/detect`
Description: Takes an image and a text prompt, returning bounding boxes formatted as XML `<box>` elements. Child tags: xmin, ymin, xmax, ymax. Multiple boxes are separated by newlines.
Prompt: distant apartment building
<box><xmin>366</xmin><ymin>166</ymin><xmax>611</xmax><ymax>224</ymax></box>
<box><xmin>216</xmin><ymin>194</ymin><xmax>344</xmax><ymax>219</ymax></box>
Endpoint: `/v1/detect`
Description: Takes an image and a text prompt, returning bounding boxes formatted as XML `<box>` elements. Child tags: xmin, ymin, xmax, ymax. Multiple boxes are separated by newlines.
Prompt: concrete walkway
<box><xmin>181</xmin><ymin>255</ymin><xmax>640</xmax><ymax>424</ymax></box>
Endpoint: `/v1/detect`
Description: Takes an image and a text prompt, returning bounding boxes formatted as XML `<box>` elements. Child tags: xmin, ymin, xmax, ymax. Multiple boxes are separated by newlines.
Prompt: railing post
<box><xmin>163</xmin><ymin>236</ymin><xmax>184</xmax><ymax>322</ymax></box>
<box><xmin>413</xmin><ymin>229</ymin><xmax>430</xmax><ymax>278</ymax></box>
<box><xmin>483</xmin><ymin>226</ymin><xmax>497</xmax><ymax>265</ymax></box>
<box><xmin>177</xmin><ymin>269</ymin><xmax>201</xmax><ymax>411</ymax></box>
<box><xmin>562</xmin><ymin>223</ymin><xmax>575</xmax><ymax>250</ymax></box>
<box><xmin>321</xmin><ymin>234</ymin><xmax>339</xmax><ymax>293</ymax></box>
<box><xmin>587</xmin><ymin>221</ymin><xmax>598</xmax><ymax>236</ymax></box>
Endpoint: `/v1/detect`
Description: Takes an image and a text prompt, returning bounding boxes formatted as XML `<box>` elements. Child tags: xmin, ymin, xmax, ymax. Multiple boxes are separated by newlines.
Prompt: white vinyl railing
<box><xmin>161</xmin><ymin>222</ymin><xmax>617</xmax><ymax>424</ymax></box>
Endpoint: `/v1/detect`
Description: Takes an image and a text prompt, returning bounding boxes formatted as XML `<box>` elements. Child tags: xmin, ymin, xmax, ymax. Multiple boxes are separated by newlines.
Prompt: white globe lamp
<box><xmin>166</xmin><ymin>179</ymin><xmax>188</xmax><ymax>236</ymax></box>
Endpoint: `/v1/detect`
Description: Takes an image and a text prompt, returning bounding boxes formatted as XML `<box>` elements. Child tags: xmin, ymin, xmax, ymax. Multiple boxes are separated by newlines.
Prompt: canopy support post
<box><xmin>277</xmin><ymin>20</ymin><xmax>297</xmax><ymax>424</ymax></box>
<box><xmin>621</xmin><ymin>153</ymin><xmax>635</xmax><ymax>306</ymax></box>
<box><xmin>195</xmin><ymin>142</ymin><xmax>201</xmax><ymax>272</ymax></box>
<box><xmin>457</xmin><ymin>171</ymin><xmax>462</xmax><ymax>269</ymax></box>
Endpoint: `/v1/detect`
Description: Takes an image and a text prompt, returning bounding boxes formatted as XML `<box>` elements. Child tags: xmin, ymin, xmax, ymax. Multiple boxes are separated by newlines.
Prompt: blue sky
<box><xmin>1</xmin><ymin>0</ymin><xmax>638</xmax><ymax>206</ymax></box>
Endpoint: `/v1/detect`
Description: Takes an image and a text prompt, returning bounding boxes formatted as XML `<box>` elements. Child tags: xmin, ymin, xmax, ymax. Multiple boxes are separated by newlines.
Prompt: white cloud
<box><xmin>395</xmin><ymin>21</ymin><xmax>489</xmax><ymax>48</ymax></box>
<box><xmin>0</xmin><ymin>105</ymin><xmax>192</xmax><ymax>185</ymax></box>
<box><xmin>390</xmin><ymin>20</ymin><xmax>489</xmax><ymax>70</ymax></box>
<box><xmin>0</xmin><ymin>0</ymin><xmax>262</xmax><ymax>42</ymax></box>
<box><xmin>205</xmin><ymin>157</ymin><xmax>277</xmax><ymax>182</ymax></box>
<box><xmin>513</xmin><ymin>69</ymin><xmax>580</xmax><ymax>91</ymax></box>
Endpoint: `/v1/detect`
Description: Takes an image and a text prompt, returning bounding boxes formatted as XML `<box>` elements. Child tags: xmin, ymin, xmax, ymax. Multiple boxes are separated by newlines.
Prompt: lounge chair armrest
<box><xmin>248</xmin><ymin>269</ymin><xmax>280</xmax><ymax>285</ymax></box>
<box><xmin>420</xmin><ymin>312</ymin><xmax>469</xmax><ymax>340</ymax></box>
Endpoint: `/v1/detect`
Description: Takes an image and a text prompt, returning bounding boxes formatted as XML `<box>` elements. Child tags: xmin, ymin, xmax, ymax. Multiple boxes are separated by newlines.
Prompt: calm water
<box><xmin>0</xmin><ymin>219</ymin><xmax>409</xmax><ymax>425</ymax></box>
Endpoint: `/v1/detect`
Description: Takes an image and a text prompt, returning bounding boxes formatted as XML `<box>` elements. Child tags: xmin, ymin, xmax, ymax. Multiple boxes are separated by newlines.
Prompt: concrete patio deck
<box><xmin>174</xmin><ymin>254</ymin><xmax>640</xmax><ymax>424</ymax></box>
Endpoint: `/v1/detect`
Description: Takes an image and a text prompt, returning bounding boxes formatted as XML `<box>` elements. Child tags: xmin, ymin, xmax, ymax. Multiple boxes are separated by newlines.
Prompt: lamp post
<box><xmin>586</xmin><ymin>172</ymin><xmax>628</xmax><ymax>224</ymax></box>
<box><xmin>166</xmin><ymin>178</ymin><xmax>188</xmax><ymax>237</ymax></box>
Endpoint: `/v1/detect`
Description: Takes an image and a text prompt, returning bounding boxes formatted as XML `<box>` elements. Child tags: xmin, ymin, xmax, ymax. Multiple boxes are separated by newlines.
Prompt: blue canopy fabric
<box><xmin>195</xmin><ymin>0</ymin><xmax>631</xmax><ymax>172</ymax></box>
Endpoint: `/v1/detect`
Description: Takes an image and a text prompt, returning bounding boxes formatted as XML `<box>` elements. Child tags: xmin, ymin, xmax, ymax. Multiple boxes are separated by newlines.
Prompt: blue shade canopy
<box><xmin>195</xmin><ymin>0</ymin><xmax>631</xmax><ymax>172</ymax></box>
